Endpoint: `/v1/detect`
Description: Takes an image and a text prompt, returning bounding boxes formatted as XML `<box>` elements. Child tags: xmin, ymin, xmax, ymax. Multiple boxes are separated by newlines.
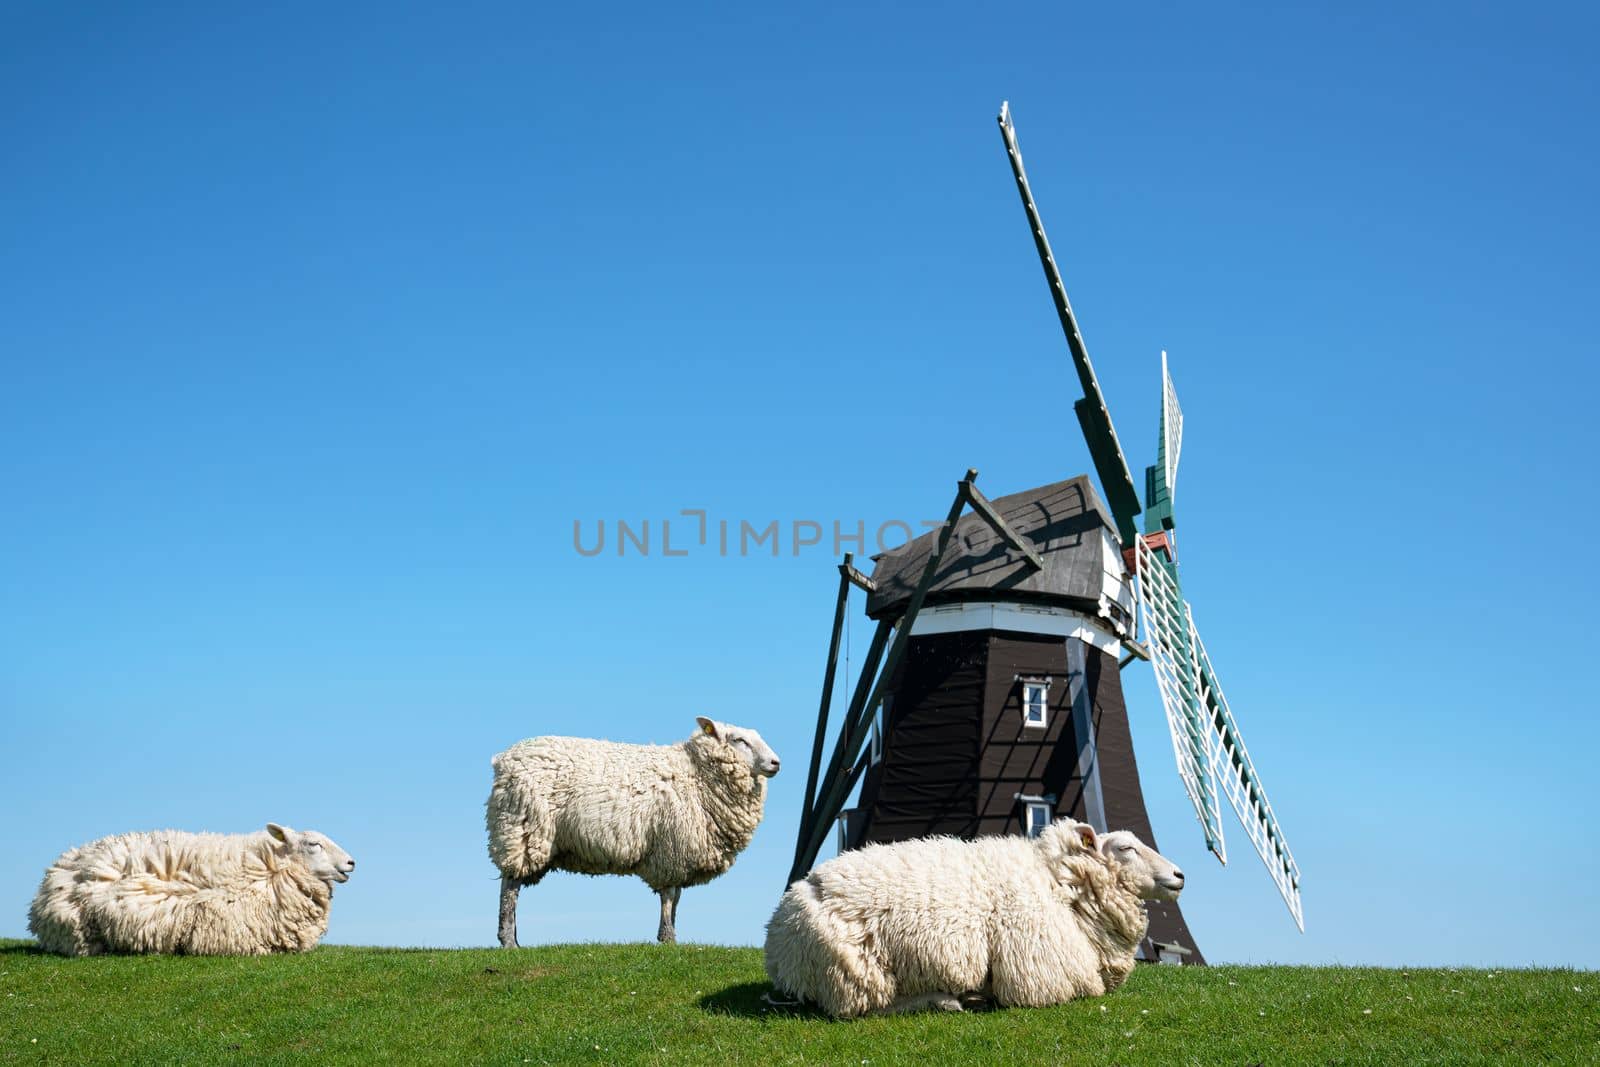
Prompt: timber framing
<box><xmin>962</xmin><ymin>481</ymin><xmax>1046</xmax><ymax>572</ymax></box>
<box><xmin>789</xmin><ymin>468</ymin><xmax>988</xmax><ymax>884</ymax></box>
<box><xmin>839</xmin><ymin>558</ymin><xmax>877</xmax><ymax>593</ymax></box>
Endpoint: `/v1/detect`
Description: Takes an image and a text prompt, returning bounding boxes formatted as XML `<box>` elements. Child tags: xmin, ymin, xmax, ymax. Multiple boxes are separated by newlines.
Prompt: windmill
<box><xmin>786</xmin><ymin>103</ymin><xmax>1302</xmax><ymax>961</ymax></box>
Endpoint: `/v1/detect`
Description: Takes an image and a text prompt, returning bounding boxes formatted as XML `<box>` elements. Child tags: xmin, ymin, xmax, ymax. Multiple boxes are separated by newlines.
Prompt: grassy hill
<box><xmin>0</xmin><ymin>939</ymin><xmax>1591</xmax><ymax>1064</ymax></box>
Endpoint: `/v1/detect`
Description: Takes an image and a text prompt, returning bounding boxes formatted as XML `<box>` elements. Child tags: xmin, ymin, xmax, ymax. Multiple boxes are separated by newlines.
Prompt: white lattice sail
<box><xmin>1135</xmin><ymin>534</ymin><xmax>1304</xmax><ymax>930</ymax></box>
<box><xmin>1160</xmin><ymin>351</ymin><xmax>1183</xmax><ymax>499</ymax></box>
<box><xmin>1134</xmin><ymin>534</ymin><xmax>1225</xmax><ymax>858</ymax></box>
<box><xmin>1185</xmin><ymin>608</ymin><xmax>1304</xmax><ymax>930</ymax></box>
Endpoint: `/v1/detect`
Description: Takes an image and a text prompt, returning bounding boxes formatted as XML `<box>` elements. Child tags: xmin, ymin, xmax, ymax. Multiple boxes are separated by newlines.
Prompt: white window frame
<box><xmin>1021</xmin><ymin>681</ymin><xmax>1050</xmax><ymax>728</ymax></box>
<box><xmin>870</xmin><ymin>711</ymin><xmax>883</xmax><ymax>765</ymax></box>
<box><xmin>836</xmin><ymin>810</ymin><xmax>854</xmax><ymax>854</ymax></box>
<box><xmin>1023</xmin><ymin>800</ymin><xmax>1053</xmax><ymax>838</ymax></box>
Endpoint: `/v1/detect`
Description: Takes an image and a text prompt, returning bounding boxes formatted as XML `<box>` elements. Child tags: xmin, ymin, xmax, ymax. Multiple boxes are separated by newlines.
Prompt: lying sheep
<box><xmin>28</xmin><ymin>823</ymin><xmax>356</xmax><ymax>956</ymax></box>
<box><xmin>487</xmin><ymin>715</ymin><xmax>780</xmax><ymax>946</ymax></box>
<box><xmin>763</xmin><ymin>820</ymin><xmax>1183</xmax><ymax>1017</ymax></box>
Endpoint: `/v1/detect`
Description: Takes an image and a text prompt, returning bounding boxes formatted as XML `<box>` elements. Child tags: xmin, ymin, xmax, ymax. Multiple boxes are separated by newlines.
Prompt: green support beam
<box><xmin>795</xmin><ymin>553</ymin><xmax>855</xmax><ymax>857</ymax></box>
<box><xmin>788</xmin><ymin>469</ymin><xmax>979</xmax><ymax>884</ymax></box>
<box><xmin>788</xmin><ymin>617</ymin><xmax>892</xmax><ymax>883</ymax></box>
<box><xmin>998</xmin><ymin>101</ymin><xmax>1143</xmax><ymax>546</ymax></box>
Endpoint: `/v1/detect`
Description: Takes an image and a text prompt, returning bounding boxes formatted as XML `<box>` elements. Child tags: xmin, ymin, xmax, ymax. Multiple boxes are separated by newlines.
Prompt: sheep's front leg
<box><xmin>656</xmin><ymin>887</ymin><xmax>681</xmax><ymax>944</ymax></box>
<box><xmin>876</xmin><ymin>992</ymin><xmax>965</xmax><ymax>1015</ymax></box>
<box><xmin>498</xmin><ymin>875</ymin><xmax>521</xmax><ymax>948</ymax></box>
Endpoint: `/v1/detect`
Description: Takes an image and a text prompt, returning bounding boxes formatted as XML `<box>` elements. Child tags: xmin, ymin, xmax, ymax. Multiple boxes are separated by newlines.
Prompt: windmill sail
<box><xmin>1159</xmin><ymin>351</ymin><xmax>1183</xmax><ymax>502</ymax></box>
<box><xmin>997</xmin><ymin>101</ymin><xmax>1142</xmax><ymax>546</ymax></box>
<box><xmin>1135</xmin><ymin>538</ymin><xmax>1302</xmax><ymax>927</ymax></box>
<box><xmin>1135</xmin><ymin>358</ymin><xmax>1303</xmax><ymax>928</ymax></box>
<box><xmin>1134</xmin><ymin>533</ymin><xmax>1226</xmax><ymax>857</ymax></box>
<box><xmin>1144</xmin><ymin>351</ymin><xmax>1182</xmax><ymax>534</ymax></box>
<box><xmin>1186</xmin><ymin>609</ymin><xmax>1304</xmax><ymax>929</ymax></box>
<box><xmin>995</xmin><ymin>100</ymin><xmax>1301</xmax><ymax>934</ymax></box>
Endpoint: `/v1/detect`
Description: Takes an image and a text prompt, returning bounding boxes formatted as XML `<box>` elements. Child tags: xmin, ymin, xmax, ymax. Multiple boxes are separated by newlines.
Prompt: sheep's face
<box><xmin>1099</xmin><ymin>830</ymin><xmax>1184</xmax><ymax>902</ymax></box>
<box><xmin>266</xmin><ymin>823</ymin><xmax>357</xmax><ymax>885</ymax></box>
<box><xmin>695</xmin><ymin>716</ymin><xmax>781</xmax><ymax>778</ymax></box>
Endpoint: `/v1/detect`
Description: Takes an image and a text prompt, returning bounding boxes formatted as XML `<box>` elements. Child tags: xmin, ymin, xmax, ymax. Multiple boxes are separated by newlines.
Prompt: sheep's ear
<box><xmin>266</xmin><ymin>823</ymin><xmax>293</xmax><ymax>844</ymax></box>
<box><xmin>1073</xmin><ymin>823</ymin><xmax>1098</xmax><ymax>852</ymax></box>
<box><xmin>695</xmin><ymin>716</ymin><xmax>720</xmax><ymax>739</ymax></box>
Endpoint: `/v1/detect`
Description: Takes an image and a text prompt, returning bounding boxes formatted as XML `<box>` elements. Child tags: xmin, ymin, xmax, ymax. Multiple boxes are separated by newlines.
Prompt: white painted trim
<box><xmin>1068</xmin><ymin>639</ymin><xmax>1107</xmax><ymax>833</ymax></box>
<box><xmin>908</xmin><ymin>600</ymin><xmax>1124</xmax><ymax>655</ymax></box>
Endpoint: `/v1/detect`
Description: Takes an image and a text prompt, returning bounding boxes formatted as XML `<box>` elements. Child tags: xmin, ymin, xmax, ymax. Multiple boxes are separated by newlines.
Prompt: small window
<box><xmin>836</xmin><ymin>810</ymin><xmax>855</xmax><ymax>854</ymax></box>
<box><xmin>1023</xmin><ymin>801</ymin><xmax>1053</xmax><ymax>838</ymax></box>
<box><xmin>869</xmin><ymin>712</ymin><xmax>883</xmax><ymax>765</ymax></box>
<box><xmin>1022</xmin><ymin>681</ymin><xmax>1050</xmax><ymax>728</ymax></box>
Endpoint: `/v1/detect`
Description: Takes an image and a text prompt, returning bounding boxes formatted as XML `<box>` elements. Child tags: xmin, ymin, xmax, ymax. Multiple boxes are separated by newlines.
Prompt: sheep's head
<box><xmin>694</xmin><ymin>716</ymin><xmax>781</xmax><ymax>778</ymax></box>
<box><xmin>1035</xmin><ymin>819</ymin><xmax>1153</xmax><ymax>955</ymax></box>
<box><xmin>266</xmin><ymin>823</ymin><xmax>356</xmax><ymax>886</ymax></box>
<box><xmin>1034</xmin><ymin>821</ymin><xmax>1184</xmax><ymax>900</ymax></box>
<box><xmin>1099</xmin><ymin>829</ymin><xmax>1184</xmax><ymax>902</ymax></box>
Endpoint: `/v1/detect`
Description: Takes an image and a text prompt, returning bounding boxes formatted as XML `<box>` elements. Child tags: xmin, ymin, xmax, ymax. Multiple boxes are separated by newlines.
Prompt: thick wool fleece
<box><xmin>762</xmin><ymin>822</ymin><xmax>1149</xmax><ymax>1018</ymax></box>
<box><xmin>29</xmin><ymin>830</ymin><xmax>336</xmax><ymax>957</ymax></box>
<box><xmin>486</xmin><ymin>731</ymin><xmax>766</xmax><ymax>892</ymax></box>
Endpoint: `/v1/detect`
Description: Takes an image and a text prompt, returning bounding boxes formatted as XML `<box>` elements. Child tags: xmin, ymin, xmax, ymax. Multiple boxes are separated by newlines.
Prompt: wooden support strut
<box><xmin>962</xmin><ymin>480</ymin><xmax>1045</xmax><ymax>572</ymax></box>
<box><xmin>839</xmin><ymin>559</ymin><xmax>877</xmax><ymax>593</ymax></box>
<box><xmin>795</xmin><ymin>552</ymin><xmax>856</xmax><ymax>862</ymax></box>
<box><xmin>788</xmin><ymin>469</ymin><xmax>980</xmax><ymax>884</ymax></box>
<box><xmin>1118</xmin><ymin>637</ymin><xmax>1152</xmax><ymax>670</ymax></box>
<box><xmin>787</xmin><ymin>618</ymin><xmax>892</xmax><ymax>883</ymax></box>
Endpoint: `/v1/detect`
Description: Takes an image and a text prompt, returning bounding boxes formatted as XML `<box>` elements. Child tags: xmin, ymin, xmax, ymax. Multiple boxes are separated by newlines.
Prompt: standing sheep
<box><xmin>487</xmin><ymin>715</ymin><xmax>780</xmax><ymax>946</ymax></box>
<box><xmin>28</xmin><ymin>823</ymin><xmax>356</xmax><ymax>957</ymax></box>
<box><xmin>763</xmin><ymin>820</ymin><xmax>1184</xmax><ymax>1017</ymax></box>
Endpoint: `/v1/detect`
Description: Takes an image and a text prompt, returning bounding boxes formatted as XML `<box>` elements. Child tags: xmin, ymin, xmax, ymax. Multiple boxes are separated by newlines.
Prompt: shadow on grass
<box><xmin>698</xmin><ymin>981</ymin><xmax>829</xmax><ymax>1020</ymax></box>
<box><xmin>0</xmin><ymin>943</ymin><xmax>48</xmax><ymax>957</ymax></box>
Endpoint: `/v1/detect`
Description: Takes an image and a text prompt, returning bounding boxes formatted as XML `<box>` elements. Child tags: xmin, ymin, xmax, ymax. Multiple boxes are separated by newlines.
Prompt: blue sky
<box><xmin>2</xmin><ymin>2</ymin><xmax>1596</xmax><ymax>966</ymax></box>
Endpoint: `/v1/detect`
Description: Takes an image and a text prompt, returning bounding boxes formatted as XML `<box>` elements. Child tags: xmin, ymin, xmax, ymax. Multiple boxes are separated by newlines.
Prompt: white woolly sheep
<box><xmin>28</xmin><ymin>823</ymin><xmax>356</xmax><ymax>957</ymax></box>
<box><xmin>762</xmin><ymin>821</ymin><xmax>1184</xmax><ymax>1017</ymax></box>
<box><xmin>487</xmin><ymin>715</ymin><xmax>780</xmax><ymax>946</ymax></box>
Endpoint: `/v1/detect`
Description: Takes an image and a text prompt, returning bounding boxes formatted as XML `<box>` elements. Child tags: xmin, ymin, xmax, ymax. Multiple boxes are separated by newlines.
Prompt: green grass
<box><xmin>0</xmin><ymin>939</ymin><xmax>1592</xmax><ymax>1064</ymax></box>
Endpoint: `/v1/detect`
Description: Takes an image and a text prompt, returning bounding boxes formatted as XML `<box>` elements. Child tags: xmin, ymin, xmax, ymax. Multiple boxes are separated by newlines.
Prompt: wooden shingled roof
<box><xmin>865</xmin><ymin>474</ymin><xmax>1122</xmax><ymax>621</ymax></box>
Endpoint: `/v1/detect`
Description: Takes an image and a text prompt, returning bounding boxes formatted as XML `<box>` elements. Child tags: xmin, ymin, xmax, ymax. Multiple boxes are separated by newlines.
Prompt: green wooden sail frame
<box><xmin>1001</xmin><ymin>101</ymin><xmax>1303</xmax><ymax>930</ymax></box>
<box><xmin>997</xmin><ymin>100</ymin><xmax>1143</xmax><ymax>548</ymax></box>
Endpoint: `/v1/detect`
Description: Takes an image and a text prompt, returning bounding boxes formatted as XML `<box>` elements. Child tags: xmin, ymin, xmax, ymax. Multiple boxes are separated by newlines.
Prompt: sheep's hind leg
<box><xmin>876</xmin><ymin>992</ymin><xmax>965</xmax><ymax>1015</ymax></box>
<box><xmin>656</xmin><ymin>887</ymin><xmax>682</xmax><ymax>944</ymax></box>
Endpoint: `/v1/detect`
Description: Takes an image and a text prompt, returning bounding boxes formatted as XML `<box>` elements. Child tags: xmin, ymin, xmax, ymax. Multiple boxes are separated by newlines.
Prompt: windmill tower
<box><xmin>787</xmin><ymin>103</ymin><xmax>1302</xmax><ymax>963</ymax></box>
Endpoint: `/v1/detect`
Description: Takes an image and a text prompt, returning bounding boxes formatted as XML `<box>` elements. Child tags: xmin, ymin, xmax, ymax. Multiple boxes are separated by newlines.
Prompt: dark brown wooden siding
<box><xmin>855</xmin><ymin>631</ymin><xmax>986</xmax><ymax>843</ymax></box>
<box><xmin>976</xmin><ymin>631</ymin><xmax>1075</xmax><ymax>835</ymax></box>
